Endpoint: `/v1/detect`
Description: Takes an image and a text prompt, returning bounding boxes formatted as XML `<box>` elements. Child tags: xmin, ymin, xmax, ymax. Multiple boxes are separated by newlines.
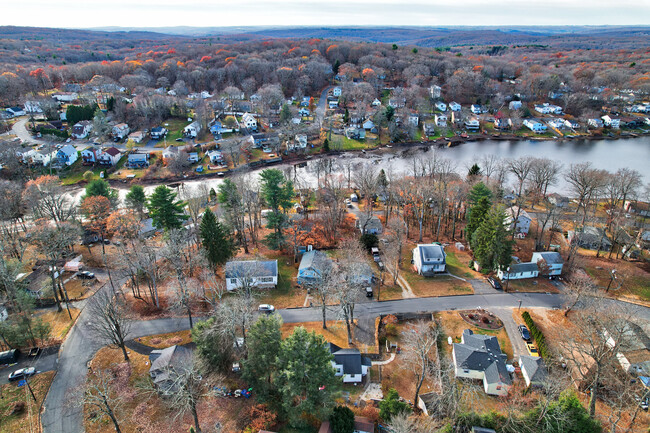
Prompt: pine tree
<box><xmin>466</xmin><ymin>196</ymin><xmax>491</xmax><ymax>248</ymax></box>
<box><xmin>472</xmin><ymin>205</ymin><xmax>513</xmax><ymax>272</ymax></box>
<box><xmin>259</xmin><ymin>169</ymin><xmax>294</xmax><ymax>249</ymax></box>
<box><xmin>125</xmin><ymin>184</ymin><xmax>146</xmax><ymax>216</ymax></box>
<box><xmin>333</xmin><ymin>59</ymin><xmax>340</xmax><ymax>74</ymax></box>
<box><xmin>280</xmin><ymin>104</ymin><xmax>291</xmax><ymax>124</ymax></box>
<box><xmin>200</xmin><ymin>208</ymin><xmax>234</xmax><ymax>267</ymax></box>
<box><xmin>242</xmin><ymin>314</ymin><xmax>283</xmax><ymax>402</ymax></box>
<box><xmin>323</xmin><ymin>138</ymin><xmax>330</xmax><ymax>152</ymax></box>
<box><xmin>83</xmin><ymin>179</ymin><xmax>119</xmax><ymax>207</ymax></box>
<box><xmin>468</xmin><ymin>181</ymin><xmax>492</xmax><ymax>206</ymax></box>
<box><xmin>147</xmin><ymin>185</ymin><xmax>188</xmax><ymax>231</ymax></box>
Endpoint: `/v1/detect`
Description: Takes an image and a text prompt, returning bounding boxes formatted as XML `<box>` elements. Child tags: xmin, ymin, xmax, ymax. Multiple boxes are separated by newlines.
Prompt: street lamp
<box><xmin>518</xmin><ymin>299</ymin><xmax>522</xmax><ymax>311</ymax></box>
<box><xmin>505</xmin><ymin>266</ymin><xmax>511</xmax><ymax>293</ymax></box>
<box><xmin>606</xmin><ymin>269</ymin><xmax>617</xmax><ymax>292</ymax></box>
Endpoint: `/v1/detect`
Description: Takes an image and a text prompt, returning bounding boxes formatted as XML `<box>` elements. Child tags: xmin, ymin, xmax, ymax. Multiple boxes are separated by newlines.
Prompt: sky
<box><xmin>2</xmin><ymin>0</ymin><xmax>650</xmax><ymax>28</ymax></box>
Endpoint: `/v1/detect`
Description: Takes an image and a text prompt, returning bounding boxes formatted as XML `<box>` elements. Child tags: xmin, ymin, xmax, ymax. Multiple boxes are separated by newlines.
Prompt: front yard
<box><xmin>0</xmin><ymin>371</ymin><xmax>56</xmax><ymax>433</ymax></box>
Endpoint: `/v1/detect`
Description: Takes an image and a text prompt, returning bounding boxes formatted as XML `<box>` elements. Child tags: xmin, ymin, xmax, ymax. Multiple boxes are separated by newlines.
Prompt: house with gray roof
<box><xmin>453</xmin><ymin>329</ymin><xmax>512</xmax><ymax>396</ymax></box>
<box><xmin>520</xmin><ymin>355</ymin><xmax>547</xmax><ymax>387</ymax></box>
<box><xmin>567</xmin><ymin>226</ymin><xmax>612</xmax><ymax>251</ymax></box>
<box><xmin>297</xmin><ymin>250</ymin><xmax>331</xmax><ymax>286</ymax></box>
<box><xmin>504</xmin><ymin>206</ymin><xmax>532</xmax><ymax>236</ymax></box>
<box><xmin>497</xmin><ymin>262</ymin><xmax>539</xmax><ymax>281</ymax></box>
<box><xmin>357</xmin><ymin>215</ymin><xmax>382</xmax><ymax>235</ymax></box>
<box><xmin>328</xmin><ymin>343</ymin><xmax>371</xmax><ymax>383</ymax></box>
<box><xmin>532</xmin><ymin>251</ymin><xmax>563</xmax><ymax>276</ymax></box>
<box><xmin>225</xmin><ymin>260</ymin><xmax>278</xmax><ymax>291</ymax></box>
<box><xmin>149</xmin><ymin>345</ymin><xmax>192</xmax><ymax>394</ymax></box>
<box><xmin>412</xmin><ymin>243</ymin><xmax>446</xmax><ymax>276</ymax></box>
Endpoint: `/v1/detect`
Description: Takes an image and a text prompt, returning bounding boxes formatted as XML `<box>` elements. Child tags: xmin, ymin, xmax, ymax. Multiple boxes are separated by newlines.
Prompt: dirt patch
<box><xmin>505</xmin><ymin>277</ymin><xmax>561</xmax><ymax>294</ymax></box>
<box><xmin>459</xmin><ymin>309</ymin><xmax>503</xmax><ymax>330</ymax></box>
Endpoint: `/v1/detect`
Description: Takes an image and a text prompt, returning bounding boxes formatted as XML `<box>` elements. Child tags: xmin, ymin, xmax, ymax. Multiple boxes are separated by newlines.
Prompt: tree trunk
<box><xmin>120</xmin><ymin>343</ymin><xmax>129</xmax><ymax>362</ymax></box>
<box><xmin>191</xmin><ymin>402</ymin><xmax>201</xmax><ymax>433</ymax></box>
<box><xmin>589</xmin><ymin>368</ymin><xmax>599</xmax><ymax>417</ymax></box>
<box><xmin>321</xmin><ymin>303</ymin><xmax>327</xmax><ymax>330</ymax></box>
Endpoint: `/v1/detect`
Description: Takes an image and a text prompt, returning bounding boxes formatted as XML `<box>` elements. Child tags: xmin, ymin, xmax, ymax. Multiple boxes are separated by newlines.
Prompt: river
<box><xmin>67</xmin><ymin>136</ymin><xmax>650</xmax><ymax>202</ymax></box>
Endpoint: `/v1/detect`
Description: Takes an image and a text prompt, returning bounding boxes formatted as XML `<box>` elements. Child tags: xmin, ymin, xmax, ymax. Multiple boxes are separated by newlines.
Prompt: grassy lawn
<box><xmin>257</xmin><ymin>254</ymin><xmax>306</xmax><ymax>309</ymax></box>
<box><xmin>504</xmin><ymin>277</ymin><xmax>560</xmax><ymax>294</ymax></box>
<box><xmin>164</xmin><ymin>118</ymin><xmax>191</xmax><ymax>142</ymax></box>
<box><xmin>137</xmin><ymin>330</ymin><xmax>192</xmax><ymax>349</ymax></box>
<box><xmin>445</xmin><ymin>250</ymin><xmax>475</xmax><ymax>279</ymax></box>
<box><xmin>581</xmin><ymin>255</ymin><xmax>650</xmax><ymax>302</ymax></box>
<box><xmin>37</xmin><ymin>307</ymin><xmax>80</xmax><ymax>343</ymax></box>
<box><xmin>0</xmin><ymin>371</ymin><xmax>56</xmax><ymax>433</ymax></box>
<box><xmin>60</xmin><ymin>160</ymin><xmax>104</xmax><ymax>185</ymax></box>
<box><xmin>331</xmin><ymin>134</ymin><xmax>370</xmax><ymax>150</ymax></box>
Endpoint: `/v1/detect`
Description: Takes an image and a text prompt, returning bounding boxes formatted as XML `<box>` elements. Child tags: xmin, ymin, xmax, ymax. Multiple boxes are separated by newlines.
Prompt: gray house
<box><xmin>297</xmin><ymin>250</ymin><xmax>331</xmax><ymax>286</ymax></box>
<box><xmin>358</xmin><ymin>215</ymin><xmax>383</xmax><ymax>235</ymax></box>
<box><xmin>225</xmin><ymin>260</ymin><xmax>278</xmax><ymax>291</ymax></box>
<box><xmin>520</xmin><ymin>355</ymin><xmax>547</xmax><ymax>388</ymax></box>
<box><xmin>328</xmin><ymin>343</ymin><xmax>371</xmax><ymax>384</ymax></box>
<box><xmin>568</xmin><ymin>226</ymin><xmax>612</xmax><ymax>251</ymax></box>
<box><xmin>149</xmin><ymin>345</ymin><xmax>192</xmax><ymax>394</ymax></box>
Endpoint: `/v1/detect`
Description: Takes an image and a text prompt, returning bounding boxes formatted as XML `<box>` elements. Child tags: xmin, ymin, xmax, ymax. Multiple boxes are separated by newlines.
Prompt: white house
<box><xmin>602</xmin><ymin>115</ymin><xmax>621</xmax><ymax>129</ymax></box>
<box><xmin>294</xmin><ymin>134</ymin><xmax>308</xmax><ymax>149</ymax></box>
<box><xmin>523</xmin><ymin>119</ymin><xmax>547</xmax><ymax>133</ymax></box>
<box><xmin>127</xmin><ymin>151</ymin><xmax>150</xmax><ymax>168</ymax></box>
<box><xmin>206</xmin><ymin>150</ymin><xmax>224</xmax><ymax>164</ymax></box>
<box><xmin>497</xmin><ymin>262</ymin><xmax>539</xmax><ymax>281</ymax></box>
<box><xmin>464</xmin><ymin>117</ymin><xmax>480</xmax><ymax>130</ymax></box>
<box><xmin>112</xmin><ymin>123</ymin><xmax>130</xmax><ymax>140</ymax></box>
<box><xmin>408</xmin><ymin>114</ymin><xmax>419</xmax><ymax>126</ymax></box>
<box><xmin>604</xmin><ymin>321</ymin><xmax>650</xmax><ymax>375</ymax></box>
<box><xmin>436</xmin><ymin>102</ymin><xmax>447</xmax><ymax>112</ymax></box>
<box><xmin>225</xmin><ymin>260</ymin><xmax>278</xmax><ymax>291</ymax></box>
<box><xmin>187</xmin><ymin>152</ymin><xmax>199</xmax><ymax>163</ymax></box>
<box><xmin>588</xmin><ymin>118</ymin><xmax>604</xmax><ymax>128</ymax></box>
<box><xmin>71</xmin><ymin>120</ymin><xmax>92</xmax><ymax>139</ymax></box>
<box><xmin>449</xmin><ymin>101</ymin><xmax>461</xmax><ymax>112</ymax></box>
<box><xmin>412</xmin><ymin>244</ymin><xmax>446</xmax><ymax>276</ymax></box>
<box><xmin>24</xmin><ymin>101</ymin><xmax>42</xmax><ymax>114</ymax></box>
<box><xmin>564</xmin><ymin>119</ymin><xmax>580</xmax><ymax>129</ymax></box>
<box><xmin>328</xmin><ymin>343</ymin><xmax>371</xmax><ymax>383</ymax></box>
<box><xmin>128</xmin><ymin>131</ymin><xmax>146</xmax><ymax>143</ymax></box>
<box><xmin>162</xmin><ymin>146</ymin><xmax>178</xmax><ymax>163</ymax></box>
<box><xmin>51</xmin><ymin>92</ymin><xmax>78</xmax><ymax>102</ymax></box>
<box><xmin>430</xmin><ymin>85</ymin><xmax>441</xmax><ymax>99</ymax></box>
<box><xmin>97</xmin><ymin>147</ymin><xmax>122</xmax><ymax>166</ymax></box>
<box><xmin>435</xmin><ymin>114</ymin><xmax>447</xmax><ymax>127</ymax></box>
<box><xmin>531</xmin><ymin>251</ymin><xmax>563</xmax><ymax>276</ymax></box>
<box><xmin>56</xmin><ymin>144</ymin><xmax>78</xmax><ymax>166</ymax></box>
<box><xmin>505</xmin><ymin>206</ymin><xmax>531</xmax><ymax>235</ymax></box>
<box><xmin>453</xmin><ymin>329</ymin><xmax>512</xmax><ymax>396</ymax></box>
<box><xmin>332</xmin><ymin>87</ymin><xmax>342</xmax><ymax>97</ymax></box>
<box><xmin>520</xmin><ymin>355</ymin><xmax>547</xmax><ymax>388</ymax></box>
<box><xmin>471</xmin><ymin>104</ymin><xmax>483</xmax><ymax>114</ymax></box>
<box><xmin>183</xmin><ymin>121</ymin><xmax>202</xmax><ymax>138</ymax></box>
<box><xmin>509</xmin><ymin>100</ymin><xmax>523</xmax><ymax>110</ymax></box>
<box><xmin>371</xmin><ymin>98</ymin><xmax>381</xmax><ymax>106</ymax></box>
<box><xmin>534</xmin><ymin>103</ymin><xmax>562</xmax><ymax>115</ymax></box>
<box><xmin>241</xmin><ymin>113</ymin><xmax>257</xmax><ymax>130</ymax></box>
<box><xmin>388</xmin><ymin>98</ymin><xmax>405</xmax><ymax>108</ymax></box>
<box><xmin>150</xmin><ymin>126</ymin><xmax>168</xmax><ymax>140</ymax></box>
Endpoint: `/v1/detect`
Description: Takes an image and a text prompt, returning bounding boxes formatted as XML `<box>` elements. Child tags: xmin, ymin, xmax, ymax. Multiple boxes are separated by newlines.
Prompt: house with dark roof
<box><xmin>297</xmin><ymin>250</ymin><xmax>331</xmax><ymax>286</ymax></box>
<box><xmin>412</xmin><ymin>243</ymin><xmax>446</xmax><ymax>276</ymax></box>
<box><xmin>150</xmin><ymin>126</ymin><xmax>168</xmax><ymax>140</ymax></box>
<box><xmin>603</xmin><ymin>320</ymin><xmax>650</xmax><ymax>375</ymax></box>
<box><xmin>318</xmin><ymin>416</ymin><xmax>373</xmax><ymax>433</ymax></box>
<box><xmin>97</xmin><ymin>147</ymin><xmax>122</xmax><ymax>166</ymax></box>
<box><xmin>520</xmin><ymin>355</ymin><xmax>547</xmax><ymax>388</ymax></box>
<box><xmin>497</xmin><ymin>262</ymin><xmax>539</xmax><ymax>281</ymax></box>
<box><xmin>149</xmin><ymin>345</ymin><xmax>192</xmax><ymax>394</ymax></box>
<box><xmin>71</xmin><ymin>120</ymin><xmax>92</xmax><ymax>139</ymax></box>
<box><xmin>357</xmin><ymin>215</ymin><xmax>382</xmax><ymax>235</ymax></box>
<box><xmin>328</xmin><ymin>343</ymin><xmax>371</xmax><ymax>384</ymax></box>
<box><xmin>531</xmin><ymin>251</ymin><xmax>563</xmax><ymax>276</ymax></box>
<box><xmin>225</xmin><ymin>260</ymin><xmax>278</xmax><ymax>291</ymax></box>
<box><xmin>453</xmin><ymin>329</ymin><xmax>512</xmax><ymax>396</ymax></box>
<box><xmin>567</xmin><ymin>226</ymin><xmax>612</xmax><ymax>251</ymax></box>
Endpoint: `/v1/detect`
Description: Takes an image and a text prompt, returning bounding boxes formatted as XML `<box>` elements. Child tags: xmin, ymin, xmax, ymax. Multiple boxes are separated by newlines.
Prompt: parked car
<box><xmin>526</xmin><ymin>342</ymin><xmax>539</xmax><ymax>357</ymax></box>
<box><xmin>635</xmin><ymin>395</ymin><xmax>649</xmax><ymax>411</ymax></box>
<box><xmin>8</xmin><ymin>367</ymin><xmax>36</xmax><ymax>382</ymax></box>
<box><xmin>77</xmin><ymin>271</ymin><xmax>95</xmax><ymax>280</ymax></box>
<box><xmin>365</xmin><ymin>287</ymin><xmax>373</xmax><ymax>298</ymax></box>
<box><xmin>487</xmin><ymin>276</ymin><xmax>502</xmax><ymax>290</ymax></box>
<box><xmin>175</xmin><ymin>138</ymin><xmax>184</xmax><ymax>142</ymax></box>
<box><xmin>258</xmin><ymin>304</ymin><xmax>275</xmax><ymax>313</ymax></box>
<box><xmin>103</xmin><ymin>238</ymin><xmax>111</xmax><ymax>245</ymax></box>
<box><xmin>518</xmin><ymin>325</ymin><xmax>531</xmax><ymax>341</ymax></box>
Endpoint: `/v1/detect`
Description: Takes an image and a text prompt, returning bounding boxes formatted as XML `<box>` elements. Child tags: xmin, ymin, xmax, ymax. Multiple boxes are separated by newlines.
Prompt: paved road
<box><xmin>0</xmin><ymin>346</ymin><xmax>59</xmax><ymax>386</ymax></box>
<box><xmin>492</xmin><ymin>307</ymin><xmax>528</xmax><ymax>360</ymax></box>
<box><xmin>11</xmin><ymin>117</ymin><xmax>53</xmax><ymax>146</ymax></box>
<box><xmin>315</xmin><ymin>85</ymin><xmax>333</xmax><ymax>126</ymax></box>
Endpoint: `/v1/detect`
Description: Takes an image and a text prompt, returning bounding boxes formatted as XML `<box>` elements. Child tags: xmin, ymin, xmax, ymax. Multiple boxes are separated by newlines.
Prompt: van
<box><xmin>0</xmin><ymin>349</ymin><xmax>19</xmax><ymax>365</ymax></box>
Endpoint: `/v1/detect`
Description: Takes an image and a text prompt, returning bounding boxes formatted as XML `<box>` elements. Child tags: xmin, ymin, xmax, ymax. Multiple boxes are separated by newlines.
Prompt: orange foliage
<box><xmin>224</xmin><ymin>56</ymin><xmax>236</xmax><ymax>63</ymax></box>
<box><xmin>1</xmin><ymin>72</ymin><xmax>18</xmax><ymax>78</ymax></box>
<box><xmin>326</xmin><ymin>44</ymin><xmax>338</xmax><ymax>54</ymax></box>
<box><xmin>287</xmin><ymin>46</ymin><xmax>300</xmax><ymax>55</ymax></box>
<box><xmin>472</xmin><ymin>65</ymin><xmax>483</xmax><ymax>72</ymax></box>
<box><xmin>125</xmin><ymin>60</ymin><xmax>143</xmax><ymax>68</ymax></box>
<box><xmin>200</xmin><ymin>56</ymin><xmax>212</xmax><ymax>62</ymax></box>
<box><xmin>362</xmin><ymin>67</ymin><xmax>375</xmax><ymax>77</ymax></box>
<box><xmin>307</xmin><ymin>38</ymin><xmax>321</xmax><ymax>45</ymax></box>
<box><xmin>29</xmin><ymin>68</ymin><xmax>45</xmax><ymax>78</ymax></box>
<box><xmin>107</xmin><ymin>211</ymin><xmax>140</xmax><ymax>240</ymax></box>
<box><xmin>311</xmin><ymin>49</ymin><xmax>321</xmax><ymax>55</ymax></box>
<box><xmin>177</xmin><ymin>61</ymin><xmax>185</xmax><ymax>67</ymax></box>
<box><xmin>80</xmin><ymin>196</ymin><xmax>112</xmax><ymax>235</ymax></box>
<box><xmin>243</xmin><ymin>404</ymin><xmax>277</xmax><ymax>433</ymax></box>
<box><xmin>167</xmin><ymin>48</ymin><xmax>176</xmax><ymax>54</ymax></box>
<box><xmin>277</xmin><ymin>66</ymin><xmax>293</xmax><ymax>72</ymax></box>
<box><xmin>215</xmin><ymin>49</ymin><xmax>231</xmax><ymax>55</ymax></box>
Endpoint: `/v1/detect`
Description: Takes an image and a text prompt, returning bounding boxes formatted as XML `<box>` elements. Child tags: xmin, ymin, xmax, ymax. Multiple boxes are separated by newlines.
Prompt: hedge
<box><xmin>522</xmin><ymin>311</ymin><xmax>549</xmax><ymax>360</ymax></box>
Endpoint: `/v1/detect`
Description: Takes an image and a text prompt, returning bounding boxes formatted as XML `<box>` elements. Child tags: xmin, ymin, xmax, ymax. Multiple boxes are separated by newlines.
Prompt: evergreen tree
<box><xmin>83</xmin><ymin>179</ymin><xmax>119</xmax><ymax>207</ymax></box>
<box><xmin>275</xmin><ymin>327</ymin><xmax>337</xmax><ymax>427</ymax></box>
<box><xmin>333</xmin><ymin>59</ymin><xmax>340</xmax><ymax>74</ymax></box>
<box><xmin>468</xmin><ymin>181</ymin><xmax>493</xmax><ymax>206</ymax></box>
<box><xmin>125</xmin><ymin>184</ymin><xmax>146</xmax><ymax>216</ymax></box>
<box><xmin>466</xmin><ymin>196</ymin><xmax>491</xmax><ymax>248</ymax></box>
<box><xmin>467</xmin><ymin>163</ymin><xmax>482</xmax><ymax>178</ymax></box>
<box><xmin>280</xmin><ymin>104</ymin><xmax>292</xmax><ymax>124</ymax></box>
<box><xmin>472</xmin><ymin>205</ymin><xmax>513</xmax><ymax>272</ymax></box>
<box><xmin>199</xmin><ymin>208</ymin><xmax>234</xmax><ymax>267</ymax></box>
<box><xmin>385</xmin><ymin>105</ymin><xmax>395</xmax><ymax>122</ymax></box>
<box><xmin>259</xmin><ymin>169</ymin><xmax>294</xmax><ymax>249</ymax></box>
<box><xmin>147</xmin><ymin>185</ymin><xmax>188</xmax><ymax>231</ymax></box>
<box><xmin>378</xmin><ymin>169</ymin><xmax>389</xmax><ymax>188</ymax></box>
<box><xmin>323</xmin><ymin>138</ymin><xmax>330</xmax><ymax>152</ymax></box>
<box><xmin>242</xmin><ymin>314</ymin><xmax>283</xmax><ymax>402</ymax></box>
<box><xmin>191</xmin><ymin>317</ymin><xmax>233</xmax><ymax>373</ymax></box>
<box><xmin>379</xmin><ymin>388</ymin><xmax>411</xmax><ymax>422</ymax></box>
<box><xmin>343</xmin><ymin>108</ymin><xmax>350</xmax><ymax>123</ymax></box>
<box><xmin>330</xmin><ymin>406</ymin><xmax>355</xmax><ymax>433</ymax></box>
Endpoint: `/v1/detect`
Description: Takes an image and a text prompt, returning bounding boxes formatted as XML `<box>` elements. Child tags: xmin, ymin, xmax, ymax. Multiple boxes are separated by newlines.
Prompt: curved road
<box><xmin>41</xmin><ymin>284</ymin><xmax>650</xmax><ymax>433</ymax></box>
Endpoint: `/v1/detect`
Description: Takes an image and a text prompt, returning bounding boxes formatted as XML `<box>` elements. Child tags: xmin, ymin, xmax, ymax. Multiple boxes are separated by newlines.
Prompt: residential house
<box><xmin>412</xmin><ymin>243</ymin><xmax>446</xmax><ymax>276</ymax></box>
<box><xmin>328</xmin><ymin>99</ymin><xmax>339</xmax><ymax>109</ymax></box>
<box><xmin>294</xmin><ymin>134</ymin><xmax>308</xmax><ymax>149</ymax></box>
<box><xmin>249</xmin><ymin>133</ymin><xmax>280</xmax><ymax>148</ymax></box>
<box><xmin>504</xmin><ymin>206</ymin><xmax>531</xmax><ymax>235</ymax></box>
<box><xmin>112</xmin><ymin>123</ymin><xmax>130</xmax><ymax>140</ymax></box>
<box><xmin>494</xmin><ymin>118</ymin><xmax>512</xmax><ymax>130</ymax></box>
<box><xmin>56</xmin><ymin>144</ymin><xmax>78</xmax><ymax>166</ymax></box>
<box><xmin>183</xmin><ymin>121</ymin><xmax>201</xmax><ymax>138</ymax></box>
<box><xmin>149</xmin><ymin>345</ymin><xmax>192</xmax><ymax>394</ymax></box>
<box><xmin>567</xmin><ymin>226</ymin><xmax>612</xmax><ymax>251</ymax></box>
<box><xmin>548</xmin><ymin>193</ymin><xmax>569</xmax><ymax>208</ymax></box>
<box><xmin>162</xmin><ymin>146</ymin><xmax>179</xmax><ymax>164</ymax></box>
<box><xmin>588</xmin><ymin>118</ymin><xmax>604</xmax><ymax>128</ymax></box>
<box><xmin>362</xmin><ymin>120</ymin><xmax>375</xmax><ymax>131</ymax></box>
<box><xmin>71</xmin><ymin>120</ymin><xmax>92</xmax><ymax>139</ymax></box>
<box><xmin>451</xmin><ymin>111</ymin><xmax>464</xmax><ymax>126</ymax></box>
<box><xmin>509</xmin><ymin>100</ymin><xmax>523</xmax><ymax>110</ymax></box>
<box><xmin>520</xmin><ymin>355</ymin><xmax>547</xmax><ymax>388</ymax></box>
<box><xmin>328</xmin><ymin>343</ymin><xmax>371</xmax><ymax>383</ymax></box>
<box><xmin>241</xmin><ymin>113</ymin><xmax>257</xmax><ymax>131</ymax></box>
<box><xmin>602</xmin><ymin>115</ymin><xmax>621</xmax><ymax>129</ymax></box>
<box><xmin>297</xmin><ymin>250</ymin><xmax>332</xmax><ymax>286</ymax></box>
<box><xmin>453</xmin><ymin>329</ymin><xmax>512</xmax><ymax>396</ymax></box>
<box><xmin>430</xmin><ymin>85</ymin><xmax>442</xmax><ymax>99</ymax></box>
<box><xmin>24</xmin><ymin>101</ymin><xmax>42</xmax><ymax>114</ymax></box>
<box><xmin>81</xmin><ymin>146</ymin><xmax>97</xmax><ymax>164</ymax></box>
<box><xmin>371</xmin><ymin>98</ymin><xmax>382</xmax><ymax>106</ymax></box>
<box><xmin>547</xmin><ymin>118</ymin><xmax>566</xmax><ymax>129</ymax></box>
<box><xmin>187</xmin><ymin>152</ymin><xmax>199</xmax><ymax>163</ymax></box>
<box><xmin>534</xmin><ymin>103</ymin><xmax>562</xmax><ymax>115</ymax></box>
<box><xmin>465</xmin><ymin>117</ymin><xmax>480</xmax><ymax>130</ymax></box>
<box><xmin>436</xmin><ymin>102</ymin><xmax>447</xmax><ymax>112</ymax></box>
<box><xmin>206</xmin><ymin>150</ymin><xmax>224</xmax><ymax>165</ymax></box>
<box><xmin>318</xmin><ymin>416</ymin><xmax>374</xmax><ymax>433</ymax></box>
<box><xmin>225</xmin><ymin>260</ymin><xmax>278</xmax><ymax>291</ymax></box>
<box><xmin>31</xmin><ymin>149</ymin><xmax>55</xmax><ymax>166</ymax></box>
<box><xmin>298</xmin><ymin>107</ymin><xmax>310</xmax><ymax>117</ymax></box>
<box><xmin>300</xmin><ymin>96</ymin><xmax>311</xmax><ymax>107</ymax></box>
<box><xmin>51</xmin><ymin>92</ymin><xmax>78</xmax><ymax>102</ymax></box>
<box><xmin>604</xmin><ymin>321</ymin><xmax>650</xmax><ymax>375</ymax></box>
<box><xmin>345</xmin><ymin>127</ymin><xmax>366</xmax><ymax>140</ymax></box>
<box><xmin>497</xmin><ymin>262</ymin><xmax>539</xmax><ymax>280</ymax></box>
<box><xmin>422</xmin><ymin>121</ymin><xmax>435</xmax><ymax>136</ymax></box>
<box><xmin>471</xmin><ymin>104</ymin><xmax>483</xmax><ymax>114</ymax></box>
<box><xmin>97</xmin><ymin>147</ymin><xmax>122</xmax><ymax>166</ymax></box>
<box><xmin>128</xmin><ymin>131</ymin><xmax>146</xmax><ymax>143</ymax></box>
<box><xmin>150</xmin><ymin>126</ymin><xmax>168</xmax><ymax>140</ymax></box>
<box><xmin>332</xmin><ymin>87</ymin><xmax>342</xmax><ymax>97</ymax></box>
<box><xmin>435</xmin><ymin>114</ymin><xmax>447</xmax><ymax>127</ymax></box>
<box><xmin>408</xmin><ymin>114</ymin><xmax>419</xmax><ymax>127</ymax></box>
<box><xmin>349</xmin><ymin>263</ymin><xmax>374</xmax><ymax>286</ymax></box>
<box><xmin>388</xmin><ymin>98</ymin><xmax>406</xmax><ymax>108</ymax></box>
<box><xmin>449</xmin><ymin>101</ymin><xmax>462</xmax><ymax>112</ymax></box>
<box><xmin>624</xmin><ymin>200</ymin><xmax>650</xmax><ymax>218</ymax></box>
<box><xmin>127</xmin><ymin>151</ymin><xmax>150</xmax><ymax>168</ymax></box>
<box><xmin>358</xmin><ymin>215</ymin><xmax>382</xmax><ymax>234</ymax></box>
<box><xmin>564</xmin><ymin>119</ymin><xmax>580</xmax><ymax>129</ymax></box>
<box><xmin>523</xmin><ymin>119</ymin><xmax>547</xmax><ymax>133</ymax></box>
<box><xmin>531</xmin><ymin>251</ymin><xmax>563</xmax><ymax>276</ymax></box>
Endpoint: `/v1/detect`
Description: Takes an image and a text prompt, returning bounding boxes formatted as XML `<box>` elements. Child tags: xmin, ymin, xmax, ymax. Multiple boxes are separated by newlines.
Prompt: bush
<box><xmin>379</xmin><ymin>388</ymin><xmax>411</xmax><ymax>422</ymax></box>
<box><xmin>359</xmin><ymin>233</ymin><xmax>378</xmax><ymax>251</ymax></box>
<box><xmin>522</xmin><ymin>311</ymin><xmax>549</xmax><ymax>359</ymax></box>
<box><xmin>330</xmin><ymin>406</ymin><xmax>355</xmax><ymax>433</ymax></box>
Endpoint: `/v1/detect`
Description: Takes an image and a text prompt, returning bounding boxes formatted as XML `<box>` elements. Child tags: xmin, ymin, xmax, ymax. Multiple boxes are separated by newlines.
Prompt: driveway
<box><xmin>491</xmin><ymin>307</ymin><xmax>528</xmax><ymax>361</ymax></box>
<box><xmin>10</xmin><ymin>117</ymin><xmax>53</xmax><ymax>146</ymax></box>
<box><xmin>0</xmin><ymin>346</ymin><xmax>59</xmax><ymax>386</ymax></box>
<box><xmin>469</xmin><ymin>278</ymin><xmax>496</xmax><ymax>295</ymax></box>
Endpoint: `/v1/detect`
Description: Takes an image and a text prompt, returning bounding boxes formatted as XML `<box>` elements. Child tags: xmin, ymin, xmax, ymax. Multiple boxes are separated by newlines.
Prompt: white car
<box><xmin>258</xmin><ymin>304</ymin><xmax>275</xmax><ymax>313</ymax></box>
<box><xmin>8</xmin><ymin>367</ymin><xmax>36</xmax><ymax>382</ymax></box>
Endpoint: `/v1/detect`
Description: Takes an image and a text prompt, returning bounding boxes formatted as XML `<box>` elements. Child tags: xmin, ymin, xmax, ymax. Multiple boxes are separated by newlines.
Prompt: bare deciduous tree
<box><xmin>402</xmin><ymin>321</ymin><xmax>440</xmax><ymax>406</ymax></box>
<box><xmin>77</xmin><ymin>369</ymin><xmax>124</xmax><ymax>433</ymax></box>
<box><xmin>86</xmin><ymin>289</ymin><xmax>132</xmax><ymax>362</ymax></box>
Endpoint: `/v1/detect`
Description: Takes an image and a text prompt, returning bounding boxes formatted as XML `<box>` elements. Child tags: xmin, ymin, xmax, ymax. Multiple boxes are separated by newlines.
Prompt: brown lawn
<box><xmin>37</xmin><ymin>307</ymin><xmax>80</xmax><ymax>344</ymax></box>
<box><xmin>504</xmin><ymin>277</ymin><xmax>561</xmax><ymax>294</ymax></box>
<box><xmin>136</xmin><ymin>330</ymin><xmax>193</xmax><ymax>349</ymax></box>
<box><xmin>0</xmin><ymin>371</ymin><xmax>56</xmax><ymax>433</ymax></box>
<box><xmin>281</xmin><ymin>320</ymin><xmax>377</xmax><ymax>353</ymax></box>
<box><xmin>580</xmin><ymin>254</ymin><xmax>650</xmax><ymax>303</ymax></box>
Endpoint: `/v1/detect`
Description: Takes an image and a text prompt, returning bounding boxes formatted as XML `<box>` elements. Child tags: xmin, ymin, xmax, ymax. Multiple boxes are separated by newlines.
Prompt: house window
<box><xmin>230</xmin><ymin>278</ymin><xmax>237</xmax><ymax>284</ymax></box>
<box><xmin>463</xmin><ymin>369</ymin><xmax>470</xmax><ymax>374</ymax></box>
<box><xmin>258</xmin><ymin>277</ymin><xmax>274</xmax><ymax>283</ymax></box>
